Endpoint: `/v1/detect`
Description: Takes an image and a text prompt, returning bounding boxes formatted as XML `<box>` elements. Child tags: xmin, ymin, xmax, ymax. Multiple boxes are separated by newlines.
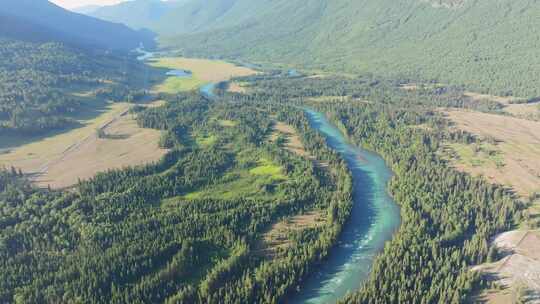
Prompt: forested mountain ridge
<box><xmin>0</xmin><ymin>0</ymin><xmax>154</xmax><ymax>50</ymax></box>
<box><xmin>89</xmin><ymin>0</ymin><xmax>238</xmax><ymax>36</ymax></box>
<box><xmin>0</xmin><ymin>36</ymin><xmax>149</xmax><ymax>135</ymax></box>
<box><xmin>135</xmin><ymin>0</ymin><xmax>540</xmax><ymax>98</ymax></box>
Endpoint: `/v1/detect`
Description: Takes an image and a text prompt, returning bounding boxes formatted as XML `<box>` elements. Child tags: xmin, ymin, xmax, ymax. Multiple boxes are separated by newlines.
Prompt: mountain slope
<box><xmin>157</xmin><ymin>0</ymin><xmax>540</xmax><ymax>98</ymax></box>
<box><xmin>0</xmin><ymin>0</ymin><xmax>155</xmax><ymax>50</ymax></box>
<box><xmin>90</xmin><ymin>0</ymin><xmax>174</xmax><ymax>31</ymax></box>
<box><xmin>89</xmin><ymin>0</ymin><xmax>239</xmax><ymax>35</ymax></box>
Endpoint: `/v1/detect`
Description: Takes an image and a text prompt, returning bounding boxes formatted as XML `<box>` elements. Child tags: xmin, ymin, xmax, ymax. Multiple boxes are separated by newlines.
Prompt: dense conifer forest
<box><xmin>1</xmin><ymin>70</ymin><xmax>522</xmax><ymax>303</ymax></box>
<box><xmin>1</xmin><ymin>0</ymin><xmax>535</xmax><ymax>301</ymax></box>
<box><xmin>0</xmin><ymin>88</ymin><xmax>354</xmax><ymax>303</ymax></box>
<box><xmin>0</xmin><ymin>38</ymin><xmax>147</xmax><ymax>135</ymax></box>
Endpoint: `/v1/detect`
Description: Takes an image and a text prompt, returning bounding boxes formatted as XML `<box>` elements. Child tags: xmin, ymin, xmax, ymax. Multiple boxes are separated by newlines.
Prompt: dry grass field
<box><xmin>0</xmin><ymin>101</ymin><xmax>166</xmax><ymax>189</ymax></box>
<box><xmin>401</xmin><ymin>83</ymin><xmax>540</xmax><ymax>121</ymax></box>
<box><xmin>257</xmin><ymin>211</ymin><xmax>325</xmax><ymax>258</ymax></box>
<box><xmin>462</xmin><ymin>92</ymin><xmax>523</xmax><ymax>105</ymax></box>
<box><xmin>472</xmin><ymin>230</ymin><xmax>540</xmax><ymax>304</ymax></box>
<box><xmin>443</xmin><ymin>109</ymin><xmax>540</xmax><ymax>198</ymax></box>
<box><xmin>270</xmin><ymin>121</ymin><xmax>310</xmax><ymax>157</ymax></box>
<box><xmin>149</xmin><ymin>57</ymin><xmax>257</xmax><ymax>94</ymax></box>
<box><xmin>505</xmin><ymin>102</ymin><xmax>540</xmax><ymax>120</ymax></box>
<box><xmin>443</xmin><ymin>109</ymin><xmax>540</xmax><ymax>303</ymax></box>
<box><xmin>462</xmin><ymin>91</ymin><xmax>540</xmax><ymax>120</ymax></box>
<box><xmin>227</xmin><ymin>82</ymin><xmax>248</xmax><ymax>93</ymax></box>
<box><xmin>0</xmin><ymin>57</ymin><xmax>258</xmax><ymax>188</ymax></box>
<box><xmin>270</xmin><ymin>120</ymin><xmax>330</xmax><ymax>169</ymax></box>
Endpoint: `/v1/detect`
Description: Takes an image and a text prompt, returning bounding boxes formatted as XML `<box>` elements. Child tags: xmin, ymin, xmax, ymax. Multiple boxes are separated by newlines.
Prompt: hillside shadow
<box><xmin>0</xmin><ymin>120</ymin><xmax>83</xmax><ymax>151</ymax></box>
<box><xmin>0</xmin><ymin>63</ymin><xmax>170</xmax><ymax>152</ymax></box>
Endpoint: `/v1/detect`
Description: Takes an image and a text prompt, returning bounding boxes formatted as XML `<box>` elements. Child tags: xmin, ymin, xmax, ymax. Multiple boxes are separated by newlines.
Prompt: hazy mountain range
<box><xmin>83</xmin><ymin>0</ymin><xmax>540</xmax><ymax>97</ymax></box>
<box><xmin>0</xmin><ymin>0</ymin><xmax>154</xmax><ymax>50</ymax></box>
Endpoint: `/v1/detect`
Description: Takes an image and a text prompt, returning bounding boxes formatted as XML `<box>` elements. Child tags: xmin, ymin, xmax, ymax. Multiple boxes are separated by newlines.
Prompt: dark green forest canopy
<box><xmin>1</xmin><ymin>71</ymin><xmax>521</xmax><ymax>303</ymax></box>
<box><xmin>0</xmin><ymin>38</ymin><xmax>148</xmax><ymax>135</ymax></box>
<box><xmin>0</xmin><ymin>91</ymin><xmax>353</xmax><ymax>303</ymax></box>
<box><xmin>232</xmin><ymin>74</ymin><xmax>521</xmax><ymax>303</ymax></box>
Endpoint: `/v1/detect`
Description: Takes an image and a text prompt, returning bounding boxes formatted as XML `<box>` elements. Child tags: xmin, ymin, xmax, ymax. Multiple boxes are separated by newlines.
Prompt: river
<box><xmin>288</xmin><ymin>109</ymin><xmax>401</xmax><ymax>304</ymax></box>
<box><xmin>135</xmin><ymin>46</ymin><xmax>401</xmax><ymax>300</ymax></box>
<box><xmin>199</xmin><ymin>83</ymin><xmax>216</xmax><ymax>98</ymax></box>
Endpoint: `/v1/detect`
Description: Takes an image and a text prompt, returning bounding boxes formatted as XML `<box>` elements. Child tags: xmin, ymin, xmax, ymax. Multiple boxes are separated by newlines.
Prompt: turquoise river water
<box><xmin>288</xmin><ymin>109</ymin><xmax>401</xmax><ymax>304</ymax></box>
<box><xmin>137</xmin><ymin>50</ymin><xmax>402</xmax><ymax>301</ymax></box>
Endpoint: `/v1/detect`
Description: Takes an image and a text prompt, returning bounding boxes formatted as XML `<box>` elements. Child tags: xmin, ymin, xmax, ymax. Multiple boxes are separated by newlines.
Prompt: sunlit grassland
<box><xmin>162</xmin><ymin>155</ymin><xmax>288</xmax><ymax>204</ymax></box>
<box><xmin>249</xmin><ymin>157</ymin><xmax>287</xmax><ymax>180</ymax></box>
<box><xmin>149</xmin><ymin>57</ymin><xmax>257</xmax><ymax>94</ymax></box>
<box><xmin>217</xmin><ymin>119</ymin><xmax>238</xmax><ymax>127</ymax></box>
<box><xmin>446</xmin><ymin>142</ymin><xmax>505</xmax><ymax>168</ymax></box>
<box><xmin>153</xmin><ymin>77</ymin><xmax>204</xmax><ymax>94</ymax></box>
<box><xmin>195</xmin><ymin>133</ymin><xmax>218</xmax><ymax>147</ymax></box>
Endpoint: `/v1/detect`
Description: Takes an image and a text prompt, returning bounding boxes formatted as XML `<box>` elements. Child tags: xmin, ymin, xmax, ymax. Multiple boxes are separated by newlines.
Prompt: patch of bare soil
<box><xmin>473</xmin><ymin>230</ymin><xmax>540</xmax><ymax>303</ymax></box>
<box><xmin>443</xmin><ymin>109</ymin><xmax>540</xmax><ymax>198</ymax></box>
<box><xmin>227</xmin><ymin>82</ymin><xmax>247</xmax><ymax>93</ymax></box>
<box><xmin>271</xmin><ymin>122</ymin><xmax>309</xmax><ymax>157</ymax></box>
<box><xmin>399</xmin><ymin>82</ymin><xmax>446</xmax><ymax>91</ymax></box>
<box><xmin>270</xmin><ymin>121</ymin><xmax>329</xmax><ymax>169</ymax></box>
<box><xmin>256</xmin><ymin>211</ymin><xmax>325</xmax><ymax>259</ymax></box>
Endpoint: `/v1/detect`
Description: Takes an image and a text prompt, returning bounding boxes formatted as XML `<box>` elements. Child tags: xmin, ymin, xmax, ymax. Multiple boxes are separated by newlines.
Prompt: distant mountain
<box><xmin>0</xmin><ymin>0</ymin><xmax>155</xmax><ymax>50</ymax></box>
<box><xmin>85</xmin><ymin>0</ymin><xmax>540</xmax><ymax>97</ymax></box>
<box><xmin>159</xmin><ymin>0</ymin><xmax>540</xmax><ymax>98</ymax></box>
<box><xmin>88</xmin><ymin>0</ymin><xmax>232</xmax><ymax>35</ymax></box>
<box><xmin>90</xmin><ymin>0</ymin><xmax>174</xmax><ymax>31</ymax></box>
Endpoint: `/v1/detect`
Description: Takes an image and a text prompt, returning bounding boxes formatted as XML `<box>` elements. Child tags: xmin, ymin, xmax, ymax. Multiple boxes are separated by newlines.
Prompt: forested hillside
<box><xmin>89</xmin><ymin>0</ymin><xmax>220</xmax><ymax>35</ymax></box>
<box><xmin>1</xmin><ymin>67</ymin><xmax>522</xmax><ymax>302</ymax></box>
<box><xmin>0</xmin><ymin>91</ymin><xmax>354</xmax><ymax>303</ymax></box>
<box><xmin>0</xmin><ymin>38</ymin><xmax>146</xmax><ymax>135</ymax></box>
<box><xmin>233</xmin><ymin>73</ymin><xmax>521</xmax><ymax>303</ymax></box>
<box><xmin>148</xmin><ymin>0</ymin><xmax>540</xmax><ymax>98</ymax></box>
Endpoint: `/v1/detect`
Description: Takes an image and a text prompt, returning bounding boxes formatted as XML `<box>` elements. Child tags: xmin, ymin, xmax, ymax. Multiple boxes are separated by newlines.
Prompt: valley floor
<box><xmin>0</xmin><ymin>100</ymin><xmax>166</xmax><ymax>189</ymax></box>
<box><xmin>438</xmin><ymin>93</ymin><xmax>540</xmax><ymax>303</ymax></box>
<box><xmin>0</xmin><ymin>56</ymin><xmax>257</xmax><ymax>189</ymax></box>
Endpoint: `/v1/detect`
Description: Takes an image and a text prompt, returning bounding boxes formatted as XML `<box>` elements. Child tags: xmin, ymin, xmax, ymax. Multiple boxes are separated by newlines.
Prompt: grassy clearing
<box><xmin>249</xmin><ymin>158</ymin><xmax>287</xmax><ymax>180</ymax></box>
<box><xmin>149</xmin><ymin>57</ymin><xmax>257</xmax><ymax>94</ymax></box>
<box><xmin>164</xmin><ymin>170</ymin><xmax>283</xmax><ymax>203</ymax></box>
<box><xmin>217</xmin><ymin>119</ymin><xmax>238</xmax><ymax>127</ymax></box>
<box><xmin>153</xmin><ymin>77</ymin><xmax>204</xmax><ymax>94</ymax></box>
<box><xmin>195</xmin><ymin>134</ymin><xmax>217</xmax><ymax>147</ymax></box>
<box><xmin>257</xmin><ymin>211</ymin><xmax>325</xmax><ymax>259</ymax></box>
<box><xmin>0</xmin><ymin>101</ymin><xmax>166</xmax><ymax>189</ymax></box>
<box><xmin>443</xmin><ymin>109</ymin><xmax>540</xmax><ymax>198</ymax></box>
<box><xmin>163</xmin><ymin>155</ymin><xmax>288</xmax><ymax>204</ymax></box>
<box><xmin>446</xmin><ymin>143</ymin><xmax>504</xmax><ymax>168</ymax></box>
<box><xmin>463</xmin><ymin>92</ymin><xmax>524</xmax><ymax>105</ymax></box>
